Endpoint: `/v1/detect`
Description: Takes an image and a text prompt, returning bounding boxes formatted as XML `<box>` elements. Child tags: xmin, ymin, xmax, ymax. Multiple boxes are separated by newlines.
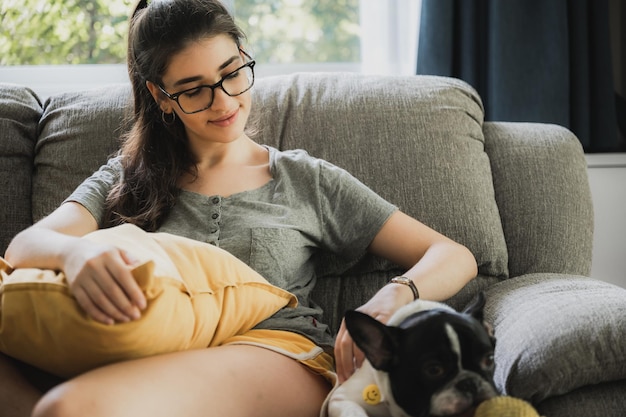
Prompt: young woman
<box><xmin>2</xmin><ymin>1</ymin><xmax>477</xmax><ymax>416</ymax></box>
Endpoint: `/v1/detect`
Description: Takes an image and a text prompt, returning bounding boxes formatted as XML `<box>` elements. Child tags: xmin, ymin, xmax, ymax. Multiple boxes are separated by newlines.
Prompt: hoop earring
<box><xmin>161</xmin><ymin>110</ymin><xmax>176</xmax><ymax>125</ymax></box>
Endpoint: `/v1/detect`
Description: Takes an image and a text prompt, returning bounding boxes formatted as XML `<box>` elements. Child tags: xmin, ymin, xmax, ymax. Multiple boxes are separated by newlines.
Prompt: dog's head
<box><xmin>344</xmin><ymin>293</ymin><xmax>497</xmax><ymax>417</ymax></box>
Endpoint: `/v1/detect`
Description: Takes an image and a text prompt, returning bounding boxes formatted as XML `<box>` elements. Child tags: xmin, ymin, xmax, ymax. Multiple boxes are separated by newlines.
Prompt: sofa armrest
<box><xmin>484</xmin><ymin>122</ymin><xmax>593</xmax><ymax>277</ymax></box>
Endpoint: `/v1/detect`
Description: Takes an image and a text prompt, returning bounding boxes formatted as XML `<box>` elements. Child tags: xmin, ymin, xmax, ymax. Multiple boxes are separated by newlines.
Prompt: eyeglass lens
<box><xmin>178</xmin><ymin>65</ymin><xmax>254</xmax><ymax>113</ymax></box>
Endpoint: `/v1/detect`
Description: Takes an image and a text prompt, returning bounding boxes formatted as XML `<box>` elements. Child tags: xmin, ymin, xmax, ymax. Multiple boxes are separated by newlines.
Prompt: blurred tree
<box><xmin>0</xmin><ymin>0</ymin><xmax>359</xmax><ymax>65</ymax></box>
<box><xmin>234</xmin><ymin>0</ymin><xmax>360</xmax><ymax>63</ymax></box>
<box><xmin>0</xmin><ymin>0</ymin><xmax>133</xmax><ymax>65</ymax></box>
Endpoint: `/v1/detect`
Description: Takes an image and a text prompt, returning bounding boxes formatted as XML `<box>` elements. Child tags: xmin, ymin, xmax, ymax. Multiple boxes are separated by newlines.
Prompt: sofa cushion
<box><xmin>252</xmin><ymin>73</ymin><xmax>509</xmax><ymax>284</ymax></box>
<box><xmin>0</xmin><ymin>224</ymin><xmax>296</xmax><ymax>378</ymax></box>
<box><xmin>536</xmin><ymin>380</ymin><xmax>626</xmax><ymax>417</ymax></box>
<box><xmin>485</xmin><ymin>274</ymin><xmax>626</xmax><ymax>402</ymax></box>
<box><xmin>32</xmin><ymin>84</ymin><xmax>132</xmax><ymax>222</ymax></box>
<box><xmin>0</xmin><ymin>83</ymin><xmax>41</xmax><ymax>254</ymax></box>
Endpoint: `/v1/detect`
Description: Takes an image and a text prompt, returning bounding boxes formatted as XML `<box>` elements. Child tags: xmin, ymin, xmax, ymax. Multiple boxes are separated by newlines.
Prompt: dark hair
<box><xmin>103</xmin><ymin>0</ymin><xmax>247</xmax><ymax>230</ymax></box>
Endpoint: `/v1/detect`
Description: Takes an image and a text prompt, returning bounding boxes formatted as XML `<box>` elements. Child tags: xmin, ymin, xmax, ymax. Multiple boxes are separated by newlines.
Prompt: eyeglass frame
<box><xmin>156</xmin><ymin>49</ymin><xmax>256</xmax><ymax>115</ymax></box>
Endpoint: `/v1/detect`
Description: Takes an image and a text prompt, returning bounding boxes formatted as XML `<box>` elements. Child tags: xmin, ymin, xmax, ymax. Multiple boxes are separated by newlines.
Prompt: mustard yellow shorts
<box><xmin>221</xmin><ymin>329</ymin><xmax>337</xmax><ymax>387</ymax></box>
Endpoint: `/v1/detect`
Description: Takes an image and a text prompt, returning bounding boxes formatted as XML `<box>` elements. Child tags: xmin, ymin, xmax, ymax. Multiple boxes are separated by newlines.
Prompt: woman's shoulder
<box><xmin>95</xmin><ymin>155</ymin><xmax>125</xmax><ymax>179</ymax></box>
<box><xmin>268</xmin><ymin>146</ymin><xmax>315</xmax><ymax>164</ymax></box>
<box><xmin>267</xmin><ymin>146</ymin><xmax>342</xmax><ymax>175</ymax></box>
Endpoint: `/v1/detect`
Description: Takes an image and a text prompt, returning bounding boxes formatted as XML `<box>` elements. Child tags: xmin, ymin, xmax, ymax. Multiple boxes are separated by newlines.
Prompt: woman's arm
<box><xmin>5</xmin><ymin>202</ymin><xmax>146</xmax><ymax>325</ymax></box>
<box><xmin>6</xmin><ymin>203</ymin><xmax>99</xmax><ymax>269</ymax></box>
<box><xmin>334</xmin><ymin>210</ymin><xmax>477</xmax><ymax>382</ymax></box>
<box><xmin>368</xmin><ymin>210</ymin><xmax>477</xmax><ymax>303</ymax></box>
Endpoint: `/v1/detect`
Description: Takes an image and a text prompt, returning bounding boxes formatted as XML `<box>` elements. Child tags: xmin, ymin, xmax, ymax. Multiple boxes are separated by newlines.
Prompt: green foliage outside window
<box><xmin>0</xmin><ymin>0</ymin><xmax>360</xmax><ymax>65</ymax></box>
<box><xmin>235</xmin><ymin>0</ymin><xmax>360</xmax><ymax>64</ymax></box>
<box><xmin>1</xmin><ymin>0</ymin><xmax>133</xmax><ymax>65</ymax></box>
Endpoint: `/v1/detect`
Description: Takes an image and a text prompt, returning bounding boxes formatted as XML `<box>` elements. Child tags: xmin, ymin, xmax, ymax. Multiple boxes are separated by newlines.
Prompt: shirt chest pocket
<box><xmin>249</xmin><ymin>228</ymin><xmax>314</xmax><ymax>291</ymax></box>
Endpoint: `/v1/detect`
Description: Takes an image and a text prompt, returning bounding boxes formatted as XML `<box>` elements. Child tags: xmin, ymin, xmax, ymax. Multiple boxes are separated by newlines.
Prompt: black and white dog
<box><xmin>323</xmin><ymin>293</ymin><xmax>497</xmax><ymax>417</ymax></box>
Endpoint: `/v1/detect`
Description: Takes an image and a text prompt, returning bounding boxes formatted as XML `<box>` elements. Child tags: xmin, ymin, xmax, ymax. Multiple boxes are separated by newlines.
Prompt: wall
<box><xmin>586</xmin><ymin>154</ymin><xmax>626</xmax><ymax>289</ymax></box>
<box><xmin>590</xmin><ymin>1</ymin><xmax>625</xmax><ymax>288</ymax></box>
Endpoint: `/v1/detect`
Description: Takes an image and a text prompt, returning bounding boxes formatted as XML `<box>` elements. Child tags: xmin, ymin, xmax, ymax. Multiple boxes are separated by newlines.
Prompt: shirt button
<box><xmin>212</xmin><ymin>197</ymin><xmax>220</xmax><ymax>204</ymax></box>
<box><xmin>210</xmin><ymin>228</ymin><xmax>218</xmax><ymax>234</ymax></box>
<box><xmin>212</xmin><ymin>213</ymin><xmax>219</xmax><ymax>219</ymax></box>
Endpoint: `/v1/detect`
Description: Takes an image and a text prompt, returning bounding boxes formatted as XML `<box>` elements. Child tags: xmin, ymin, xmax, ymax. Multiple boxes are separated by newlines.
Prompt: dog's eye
<box><xmin>422</xmin><ymin>361</ymin><xmax>446</xmax><ymax>379</ymax></box>
<box><xmin>481</xmin><ymin>353</ymin><xmax>495</xmax><ymax>370</ymax></box>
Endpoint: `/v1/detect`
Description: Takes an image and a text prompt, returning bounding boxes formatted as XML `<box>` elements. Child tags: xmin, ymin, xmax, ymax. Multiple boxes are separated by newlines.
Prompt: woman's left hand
<box><xmin>334</xmin><ymin>282</ymin><xmax>414</xmax><ymax>384</ymax></box>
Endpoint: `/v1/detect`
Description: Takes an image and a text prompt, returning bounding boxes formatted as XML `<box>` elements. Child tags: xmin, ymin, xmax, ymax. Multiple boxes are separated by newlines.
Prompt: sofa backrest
<box><xmin>1</xmin><ymin>74</ymin><xmax>515</xmax><ymax>330</ymax></box>
<box><xmin>32</xmin><ymin>85</ymin><xmax>132</xmax><ymax>222</ymax></box>
<box><xmin>0</xmin><ymin>84</ymin><xmax>41</xmax><ymax>253</ymax></box>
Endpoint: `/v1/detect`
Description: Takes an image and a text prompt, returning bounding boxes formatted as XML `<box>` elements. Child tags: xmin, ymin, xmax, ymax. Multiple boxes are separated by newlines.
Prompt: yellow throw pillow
<box><xmin>0</xmin><ymin>224</ymin><xmax>297</xmax><ymax>378</ymax></box>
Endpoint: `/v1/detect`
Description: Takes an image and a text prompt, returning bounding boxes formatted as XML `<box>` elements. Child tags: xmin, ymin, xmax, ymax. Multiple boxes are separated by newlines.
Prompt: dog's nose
<box><xmin>456</xmin><ymin>378</ymin><xmax>478</xmax><ymax>396</ymax></box>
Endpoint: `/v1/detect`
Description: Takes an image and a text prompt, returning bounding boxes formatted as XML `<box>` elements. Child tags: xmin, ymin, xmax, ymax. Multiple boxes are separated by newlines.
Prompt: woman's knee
<box><xmin>32</xmin><ymin>383</ymin><xmax>84</xmax><ymax>417</ymax></box>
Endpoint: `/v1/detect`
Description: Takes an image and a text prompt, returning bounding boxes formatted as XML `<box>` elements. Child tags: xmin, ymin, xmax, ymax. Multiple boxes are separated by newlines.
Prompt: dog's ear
<box><xmin>462</xmin><ymin>292</ymin><xmax>495</xmax><ymax>343</ymax></box>
<box><xmin>344</xmin><ymin>310</ymin><xmax>401</xmax><ymax>372</ymax></box>
<box><xmin>462</xmin><ymin>291</ymin><xmax>486</xmax><ymax>322</ymax></box>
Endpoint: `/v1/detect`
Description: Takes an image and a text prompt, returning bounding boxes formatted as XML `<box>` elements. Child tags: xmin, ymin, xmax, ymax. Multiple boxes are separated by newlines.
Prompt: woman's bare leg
<box><xmin>33</xmin><ymin>344</ymin><xmax>331</xmax><ymax>417</ymax></box>
<box><xmin>0</xmin><ymin>354</ymin><xmax>44</xmax><ymax>417</ymax></box>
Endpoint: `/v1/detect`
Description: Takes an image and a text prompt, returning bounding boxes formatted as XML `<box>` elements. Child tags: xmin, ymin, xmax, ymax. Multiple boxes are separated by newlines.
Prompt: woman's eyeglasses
<box><xmin>157</xmin><ymin>50</ymin><xmax>256</xmax><ymax>114</ymax></box>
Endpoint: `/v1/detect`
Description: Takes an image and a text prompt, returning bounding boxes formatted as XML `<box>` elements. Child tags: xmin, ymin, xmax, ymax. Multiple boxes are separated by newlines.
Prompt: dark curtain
<box><xmin>416</xmin><ymin>0</ymin><xmax>624</xmax><ymax>153</ymax></box>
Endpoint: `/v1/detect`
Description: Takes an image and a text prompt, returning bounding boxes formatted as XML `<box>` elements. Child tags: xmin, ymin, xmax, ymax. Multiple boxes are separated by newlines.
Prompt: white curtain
<box><xmin>359</xmin><ymin>0</ymin><xmax>421</xmax><ymax>75</ymax></box>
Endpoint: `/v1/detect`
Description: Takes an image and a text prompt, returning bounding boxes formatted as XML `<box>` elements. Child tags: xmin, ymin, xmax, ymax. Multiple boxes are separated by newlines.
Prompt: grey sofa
<box><xmin>1</xmin><ymin>73</ymin><xmax>625</xmax><ymax>415</ymax></box>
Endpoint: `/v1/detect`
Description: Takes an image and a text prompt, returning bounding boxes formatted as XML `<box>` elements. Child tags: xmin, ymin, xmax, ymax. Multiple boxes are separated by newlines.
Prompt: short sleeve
<box><xmin>317</xmin><ymin>159</ymin><xmax>397</xmax><ymax>261</ymax></box>
<box><xmin>64</xmin><ymin>156</ymin><xmax>123</xmax><ymax>226</ymax></box>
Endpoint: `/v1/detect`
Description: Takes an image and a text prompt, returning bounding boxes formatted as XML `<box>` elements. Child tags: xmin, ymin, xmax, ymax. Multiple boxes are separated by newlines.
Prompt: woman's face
<box><xmin>149</xmin><ymin>34</ymin><xmax>252</xmax><ymax>147</ymax></box>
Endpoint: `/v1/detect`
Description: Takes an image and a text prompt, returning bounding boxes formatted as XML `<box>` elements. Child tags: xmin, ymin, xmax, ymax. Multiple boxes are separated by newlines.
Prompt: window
<box><xmin>0</xmin><ymin>0</ymin><xmax>419</xmax><ymax>95</ymax></box>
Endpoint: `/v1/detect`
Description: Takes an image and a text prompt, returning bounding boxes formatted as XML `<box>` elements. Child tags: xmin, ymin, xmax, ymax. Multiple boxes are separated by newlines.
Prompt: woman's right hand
<box><xmin>5</xmin><ymin>202</ymin><xmax>147</xmax><ymax>325</ymax></box>
<box><xmin>63</xmin><ymin>240</ymin><xmax>147</xmax><ymax>325</ymax></box>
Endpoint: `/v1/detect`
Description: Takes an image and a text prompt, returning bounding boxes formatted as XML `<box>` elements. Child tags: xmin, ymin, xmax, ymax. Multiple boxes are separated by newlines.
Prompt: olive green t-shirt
<box><xmin>66</xmin><ymin>146</ymin><xmax>397</xmax><ymax>348</ymax></box>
